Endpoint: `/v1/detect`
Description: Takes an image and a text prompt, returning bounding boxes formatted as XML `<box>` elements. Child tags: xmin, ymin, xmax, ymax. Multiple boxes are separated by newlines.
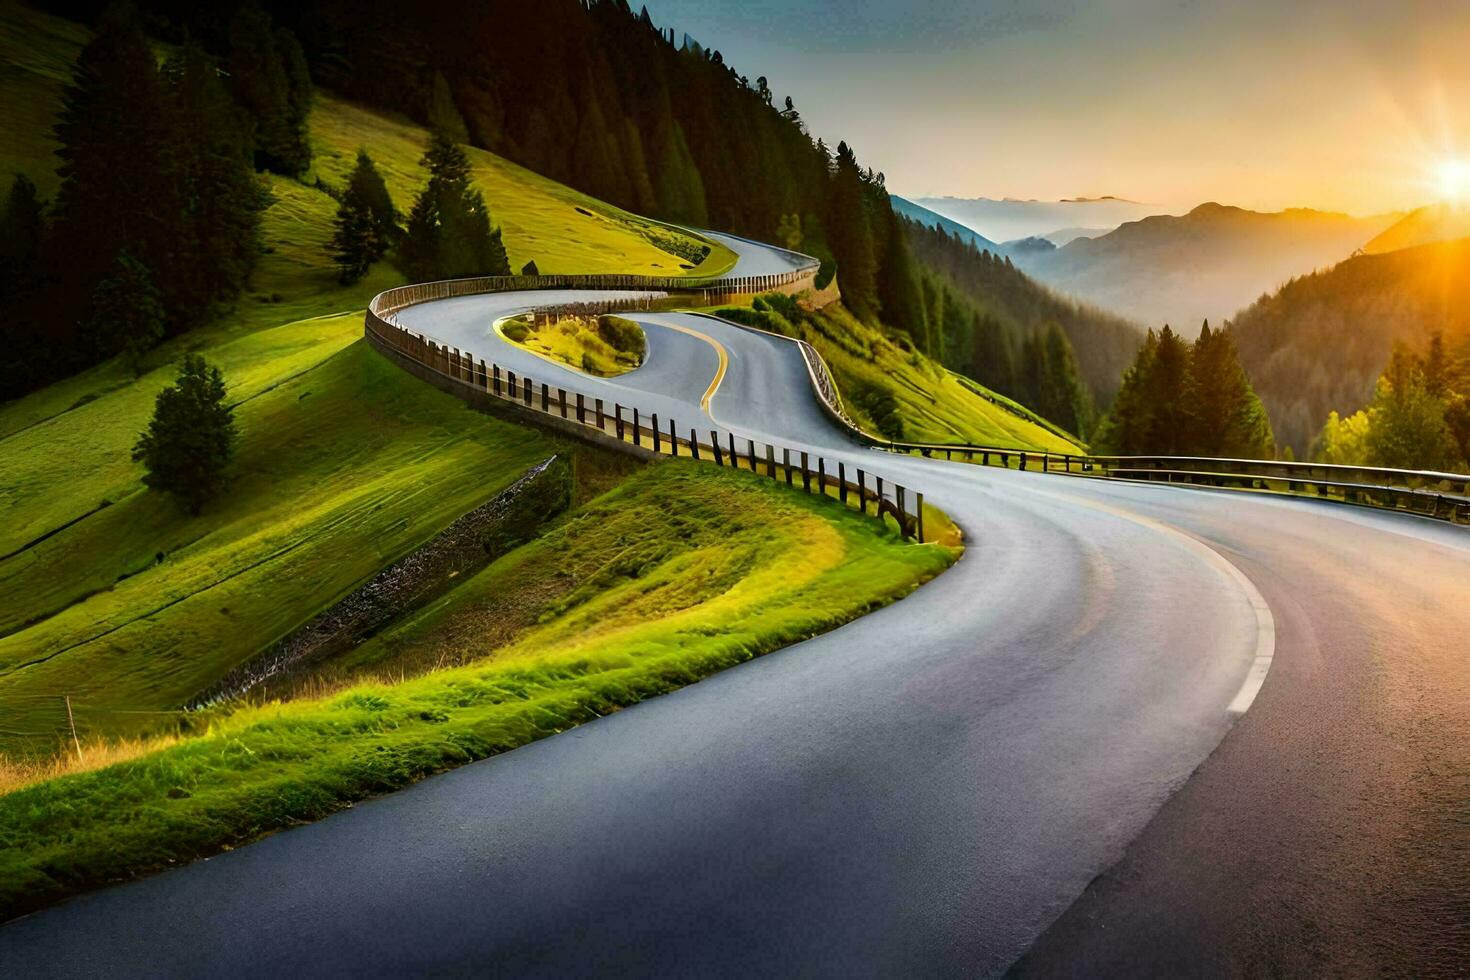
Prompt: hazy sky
<box><xmin>642</xmin><ymin>0</ymin><xmax>1470</xmax><ymax>215</ymax></box>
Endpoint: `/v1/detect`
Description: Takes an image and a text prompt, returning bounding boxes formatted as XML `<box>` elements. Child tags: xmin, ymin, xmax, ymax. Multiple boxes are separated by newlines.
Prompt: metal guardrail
<box><xmin>364</xmin><ymin>268</ymin><xmax>929</xmax><ymax>542</ymax></box>
<box><xmin>873</xmin><ymin>440</ymin><xmax>1470</xmax><ymax>525</ymax></box>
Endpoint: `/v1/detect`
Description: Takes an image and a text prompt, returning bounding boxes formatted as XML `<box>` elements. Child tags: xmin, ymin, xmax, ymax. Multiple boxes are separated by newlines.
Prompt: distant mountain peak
<box><xmin>1061</xmin><ymin>195</ymin><xmax>1139</xmax><ymax>204</ymax></box>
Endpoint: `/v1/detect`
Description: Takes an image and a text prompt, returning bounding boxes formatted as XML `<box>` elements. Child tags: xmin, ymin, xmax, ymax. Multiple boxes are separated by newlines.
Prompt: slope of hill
<box><xmin>0</xmin><ymin>1</ymin><xmax>732</xmax><ymax>753</ymax></box>
<box><xmin>1362</xmin><ymin>203</ymin><xmax>1470</xmax><ymax>255</ymax></box>
<box><xmin>1043</xmin><ymin>227</ymin><xmax>1109</xmax><ymax>246</ymax></box>
<box><xmin>891</xmin><ymin>195</ymin><xmax>1000</xmax><ymax>252</ymax></box>
<box><xmin>1231</xmin><ymin>237</ymin><xmax>1470</xmax><ymax>454</ymax></box>
<box><xmin>1015</xmin><ymin>203</ymin><xmax>1400</xmax><ymax>336</ymax></box>
<box><xmin>912</xmin><ymin>195</ymin><xmax>1161</xmax><ymax>244</ymax></box>
<box><xmin>903</xmin><ymin>217</ymin><xmax>1143</xmax><ymax>404</ymax></box>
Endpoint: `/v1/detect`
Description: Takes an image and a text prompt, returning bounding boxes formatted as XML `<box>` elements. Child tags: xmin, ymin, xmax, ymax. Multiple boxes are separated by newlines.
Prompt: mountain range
<box><xmin>910</xmin><ymin>195</ymin><xmax>1165</xmax><ymax>245</ymax></box>
<box><xmin>1010</xmin><ymin>203</ymin><xmax>1402</xmax><ymax>336</ymax></box>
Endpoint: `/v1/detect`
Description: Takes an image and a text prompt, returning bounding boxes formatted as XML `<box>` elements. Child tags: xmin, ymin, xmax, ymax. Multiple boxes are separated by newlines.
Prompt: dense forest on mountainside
<box><xmin>1230</xmin><ymin>238</ymin><xmax>1470</xmax><ymax>455</ymax></box>
<box><xmin>904</xmin><ymin>217</ymin><xmax>1141</xmax><ymax>406</ymax></box>
<box><xmin>30</xmin><ymin>0</ymin><xmax>1138</xmax><ymax>434</ymax></box>
<box><xmin>1317</xmin><ymin>336</ymin><xmax>1469</xmax><ymax>471</ymax></box>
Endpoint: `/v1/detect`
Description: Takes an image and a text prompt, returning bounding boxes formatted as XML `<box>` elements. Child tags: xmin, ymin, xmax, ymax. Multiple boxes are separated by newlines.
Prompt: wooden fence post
<box><xmin>507</xmin><ymin>370</ymin><xmax>517</xmax><ymax>398</ymax></box>
<box><xmin>916</xmin><ymin>492</ymin><xmax>925</xmax><ymax>542</ymax></box>
<box><xmin>493</xmin><ymin>365</ymin><xmax>502</xmax><ymax>396</ymax></box>
<box><xmin>897</xmin><ymin>486</ymin><xmax>907</xmax><ymax>538</ymax></box>
<box><xmin>691</xmin><ymin>429</ymin><xmax>701</xmax><ymax>461</ymax></box>
<box><xmin>541</xmin><ymin>383</ymin><xmax>549</xmax><ymax>412</ymax></box>
<box><xmin>766</xmin><ymin>444</ymin><xmax>776</xmax><ymax>478</ymax></box>
<box><xmin>596</xmin><ymin>398</ymin><xmax>604</xmax><ymax>429</ymax></box>
<box><xmin>839</xmin><ymin>462</ymin><xmax>848</xmax><ymax>504</ymax></box>
<box><xmin>651</xmin><ymin>413</ymin><xmax>660</xmax><ymax>453</ymax></box>
<box><xmin>857</xmin><ymin>469</ymin><xmax>867</xmax><ymax>515</ymax></box>
<box><xmin>558</xmin><ymin>388</ymin><xmax>568</xmax><ymax>418</ymax></box>
<box><xmin>801</xmin><ymin>452</ymin><xmax>810</xmax><ymax>492</ymax></box>
<box><xmin>577</xmin><ymin>393</ymin><xmax>585</xmax><ymax>423</ymax></box>
<box><xmin>711</xmin><ymin>430</ymin><xmax>724</xmax><ymax>466</ymax></box>
<box><xmin>632</xmin><ymin>408</ymin><xmax>641</xmax><ymax>447</ymax></box>
<box><xmin>818</xmin><ymin>457</ymin><xmax>826</xmax><ymax>494</ymax></box>
<box><xmin>784</xmin><ymin>449</ymin><xmax>793</xmax><ymax>485</ymax></box>
<box><xmin>746</xmin><ymin>438</ymin><xmax>756</xmax><ymax>471</ymax></box>
<box><xmin>728</xmin><ymin>432</ymin><xmax>738</xmax><ymax>469</ymax></box>
<box><xmin>669</xmin><ymin>417</ymin><xmax>677</xmax><ymax>455</ymax></box>
<box><xmin>523</xmin><ymin>377</ymin><xmax>532</xmax><ymax>406</ymax></box>
<box><xmin>615</xmin><ymin>405</ymin><xmax>625</xmax><ymax>441</ymax></box>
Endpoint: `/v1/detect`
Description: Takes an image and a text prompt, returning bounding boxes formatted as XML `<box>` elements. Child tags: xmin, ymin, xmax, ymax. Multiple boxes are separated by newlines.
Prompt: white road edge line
<box><xmin>1032</xmin><ymin>485</ymin><xmax>1276</xmax><ymax>718</ymax></box>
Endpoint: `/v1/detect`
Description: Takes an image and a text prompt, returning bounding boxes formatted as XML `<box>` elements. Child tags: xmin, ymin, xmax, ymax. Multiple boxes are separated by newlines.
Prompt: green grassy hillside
<box><xmin>0</xmin><ymin>337</ymin><xmax>554</xmax><ymax>752</ymax></box>
<box><xmin>0</xmin><ymin>0</ymin><xmax>738</xmax><ymax>754</ymax></box>
<box><xmin>718</xmin><ymin>298</ymin><xmax>1080</xmax><ymax>452</ymax></box>
<box><xmin>0</xmin><ymin>2</ymin><xmax>964</xmax><ymax>914</ymax></box>
<box><xmin>0</xmin><ymin>462</ymin><xmax>955</xmax><ymax>918</ymax></box>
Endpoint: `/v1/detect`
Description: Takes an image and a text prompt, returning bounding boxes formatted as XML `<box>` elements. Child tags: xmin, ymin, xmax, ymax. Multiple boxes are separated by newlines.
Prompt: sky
<box><xmin>642</xmin><ymin>0</ymin><xmax>1470</xmax><ymax>216</ymax></box>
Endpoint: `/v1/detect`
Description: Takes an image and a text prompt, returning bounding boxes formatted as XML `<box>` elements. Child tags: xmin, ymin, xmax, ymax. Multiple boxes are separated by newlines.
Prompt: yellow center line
<box><xmin>654</xmin><ymin>319</ymin><xmax>729</xmax><ymax>420</ymax></box>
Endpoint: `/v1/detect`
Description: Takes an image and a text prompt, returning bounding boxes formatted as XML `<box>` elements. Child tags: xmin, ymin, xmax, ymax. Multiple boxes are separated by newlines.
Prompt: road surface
<box><xmin>2</xmin><ymin>238</ymin><xmax>1465</xmax><ymax>977</ymax></box>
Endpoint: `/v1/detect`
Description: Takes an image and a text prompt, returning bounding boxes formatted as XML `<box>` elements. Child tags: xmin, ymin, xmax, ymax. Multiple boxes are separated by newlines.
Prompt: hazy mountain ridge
<box><xmin>910</xmin><ymin>194</ymin><xmax>1162</xmax><ymax>244</ymax></box>
<box><xmin>1363</xmin><ymin>202</ymin><xmax>1470</xmax><ymax>254</ymax></box>
<box><xmin>1231</xmin><ymin>236</ymin><xmax>1470</xmax><ymax>454</ymax></box>
<box><xmin>1014</xmin><ymin>202</ymin><xmax>1402</xmax><ymax>336</ymax></box>
<box><xmin>890</xmin><ymin>195</ymin><xmax>1000</xmax><ymax>252</ymax></box>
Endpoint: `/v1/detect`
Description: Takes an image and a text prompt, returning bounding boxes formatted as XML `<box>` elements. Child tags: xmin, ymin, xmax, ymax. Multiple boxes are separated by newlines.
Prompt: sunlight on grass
<box><xmin>0</xmin><ymin>462</ymin><xmax>957</xmax><ymax>919</ymax></box>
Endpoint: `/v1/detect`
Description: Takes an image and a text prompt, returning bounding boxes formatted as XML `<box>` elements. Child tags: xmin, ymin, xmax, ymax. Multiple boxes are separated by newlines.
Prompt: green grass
<box><xmin>497</xmin><ymin>313</ymin><xmax>644</xmax><ymax>377</ymax></box>
<box><xmin>308</xmin><ymin>96</ymin><xmax>735</xmax><ymax>277</ymax></box>
<box><xmin>0</xmin><ymin>0</ymin><xmax>745</xmax><ymax>755</ymax></box>
<box><xmin>0</xmin><ymin>1</ymin><xmax>85</xmax><ymax>198</ymax></box>
<box><xmin>0</xmin><ymin>339</ymin><xmax>554</xmax><ymax>753</ymax></box>
<box><xmin>0</xmin><ymin>462</ymin><xmax>956</xmax><ymax>919</ymax></box>
<box><xmin>716</xmin><ymin>299</ymin><xmax>1081</xmax><ymax>452</ymax></box>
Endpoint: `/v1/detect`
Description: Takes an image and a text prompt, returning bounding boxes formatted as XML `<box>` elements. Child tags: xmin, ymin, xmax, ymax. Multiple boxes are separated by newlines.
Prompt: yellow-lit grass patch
<box><xmin>0</xmin><ymin>462</ymin><xmax>957</xmax><ymax>919</ymax></box>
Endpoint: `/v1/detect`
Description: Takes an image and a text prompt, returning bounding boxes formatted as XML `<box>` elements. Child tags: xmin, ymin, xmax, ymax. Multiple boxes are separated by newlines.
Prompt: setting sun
<box><xmin>1435</xmin><ymin>158</ymin><xmax>1470</xmax><ymax>201</ymax></box>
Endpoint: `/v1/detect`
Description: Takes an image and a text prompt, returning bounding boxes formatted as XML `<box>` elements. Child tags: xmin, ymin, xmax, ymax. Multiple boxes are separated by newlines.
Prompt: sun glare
<box><xmin>1435</xmin><ymin>159</ymin><xmax>1470</xmax><ymax>202</ymax></box>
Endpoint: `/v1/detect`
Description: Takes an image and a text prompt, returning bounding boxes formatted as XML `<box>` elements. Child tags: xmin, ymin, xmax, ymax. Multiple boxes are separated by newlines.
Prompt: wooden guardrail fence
<box><xmin>364</xmin><ymin>267</ymin><xmax>928</xmax><ymax>542</ymax></box>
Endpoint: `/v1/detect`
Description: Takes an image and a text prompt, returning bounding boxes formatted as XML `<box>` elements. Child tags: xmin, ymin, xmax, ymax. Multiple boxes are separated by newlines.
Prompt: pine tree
<box><xmin>1187</xmin><ymin>320</ymin><xmax>1273</xmax><ymax>457</ymax></box>
<box><xmin>0</xmin><ymin>174</ymin><xmax>46</xmax><ymax>399</ymax></box>
<box><xmin>0</xmin><ymin>174</ymin><xmax>43</xmax><ymax>275</ymax></box>
<box><xmin>399</xmin><ymin>132</ymin><xmax>510</xmax><ymax>282</ymax></box>
<box><xmin>970</xmin><ymin>312</ymin><xmax>1015</xmax><ymax>396</ymax></box>
<box><xmin>1144</xmin><ymin>325</ymin><xmax>1192</xmax><ymax>454</ymax></box>
<box><xmin>228</xmin><ymin>2</ymin><xmax>311</xmax><ymax>175</ymax></box>
<box><xmin>132</xmin><ymin>354</ymin><xmax>238</xmax><ymax>514</ymax></box>
<box><xmin>346</xmin><ymin>149</ymin><xmax>399</xmax><ymax>252</ymax></box>
<box><xmin>166</xmin><ymin>41</ymin><xmax>265</xmax><ymax>319</ymax></box>
<box><xmin>521</xmin><ymin>260</ymin><xmax>539</xmax><ymax>276</ymax></box>
<box><xmin>52</xmin><ymin>2</ymin><xmax>178</xmax><ymax>326</ymax></box>
<box><xmin>89</xmin><ymin>250</ymin><xmax>165</xmax><ymax>373</ymax></box>
<box><xmin>331</xmin><ymin>190</ymin><xmax>377</xmax><ymax>284</ymax></box>
<box><xmin>1094</xmin><ymin>330</ymin><xmax>1158</xmax><ymax>454</ymax></box>
<box><xmin>828</xmin><ymin>142</ymin><xmax>878</xmax><ymax>319</ymax></box>
<box><xmin>1040</xmin><ymin>322</ymin><xmax>1092</xmax><ymax>437</ymax></box>
<box><xmin>426</xmin><ymin>69</ymin><xmax>469</xmax><ymax>143</ymax></box>
<box><xmin>332</xmin><ymin>150</ymin><xmax>397</xmax><ymax>282</ymax></box>
<box><xmin>876</xmin><ymin>206</ymin><xmax>927</xmax><ymax>350</ymax></box>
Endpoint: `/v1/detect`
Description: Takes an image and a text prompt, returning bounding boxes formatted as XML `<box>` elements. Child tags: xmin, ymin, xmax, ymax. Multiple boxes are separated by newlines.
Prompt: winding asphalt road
<box><xmin>2</xmin><ymin>233</ymin><xmax>1465</xmax><ymax>977</ymax></box>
